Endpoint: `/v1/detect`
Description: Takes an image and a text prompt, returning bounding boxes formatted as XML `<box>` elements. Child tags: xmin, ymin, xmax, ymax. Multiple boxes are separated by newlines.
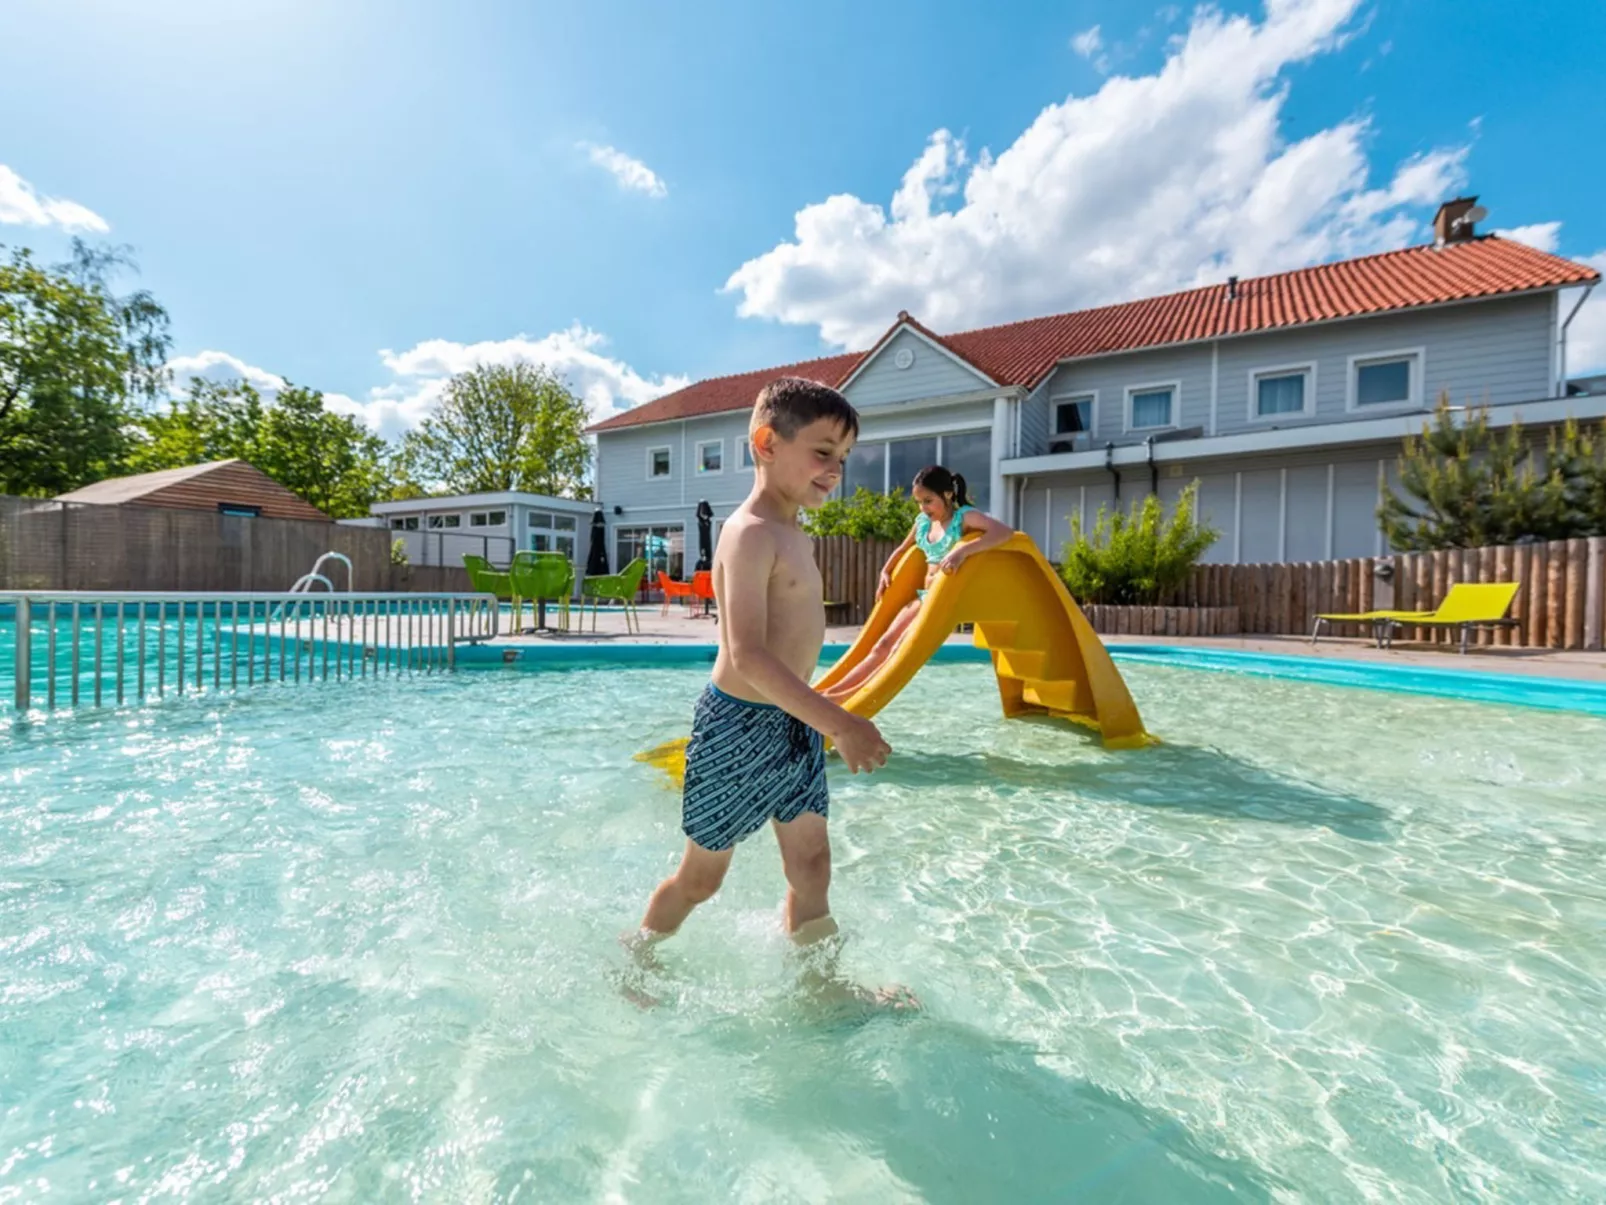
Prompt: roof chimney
<box><xmin>1434</xmin><ymin>196</ymin><xmax>1481</xmax><ymax>245</ymax></box>
<box><xmin>1226</xmin><ymin>275</ymin><xmax>1239</xmax><ymax>301</ymax></box>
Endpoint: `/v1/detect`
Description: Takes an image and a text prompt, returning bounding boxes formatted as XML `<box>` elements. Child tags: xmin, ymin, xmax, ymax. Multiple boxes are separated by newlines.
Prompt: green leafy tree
<box><xmin>1378</xmin><ymin>396</ymin><xmax>1584</xmax><ymax>549</ymax></box>
<box><xmin>126</xmin><ymin>377</ymin><xmax>265</xmax><ymax>471</ymax></box>
<box><xmin>254</xmin><ymin>384</ymin><xmax>391</xmax><ymax>518</ymax></box>
<box><xmin>399</xmin><ymin>362</ymin><xmax>591</xmax><ymax>497</ymax></box>
<box><xmin>0</xmin><ymin>240</ymin><xmax>172</xmax><ymax>495</ymax></box>
<box><xmin>130</xmin><ymin>377</ymin><xmax>392</xmax><ymax>518</ymax></box>
<box><xmin>801</xmin><ymin>487</ymin><xmax>921</xmax><ymax>541</ymax></box>
<box><xmin>1059</xmin><ymin>481</ymin><xmax>1219</xmax><ymax>605</ymax></box>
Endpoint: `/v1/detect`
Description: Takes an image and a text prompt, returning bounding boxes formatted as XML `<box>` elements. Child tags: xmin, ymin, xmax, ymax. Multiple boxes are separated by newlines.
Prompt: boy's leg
<box><xmin>772</xmin><ymin>810</ymin><xmax>832</xmax><ymax>937</ymax></box>
<box><xmin>639</xmin><ymin>839</ymin><xmax>733</xmax><ymax>936</ymax></box>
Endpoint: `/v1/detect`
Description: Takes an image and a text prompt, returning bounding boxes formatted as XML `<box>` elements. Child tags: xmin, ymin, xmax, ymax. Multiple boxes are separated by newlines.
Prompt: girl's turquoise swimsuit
<box><xmin>913</xmin><ymin>505</ymin><xmax>974</xmax><ymax>599</ymax></box>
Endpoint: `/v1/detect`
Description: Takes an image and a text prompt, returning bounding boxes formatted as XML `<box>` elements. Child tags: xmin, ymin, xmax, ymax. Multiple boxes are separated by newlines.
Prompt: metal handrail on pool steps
<box><xmin>3</xmin><ymin>589</ymin><xmax>500</xmax><ymax>712</ymax></box>
<box><xmin>271</xmin><ymin>551</ymin><xmax>355</xmax><ymax>624</ymax></box>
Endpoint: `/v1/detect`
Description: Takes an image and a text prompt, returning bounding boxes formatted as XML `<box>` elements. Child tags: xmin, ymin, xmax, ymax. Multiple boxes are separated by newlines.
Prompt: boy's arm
<box><xmin>722</xmin><ymin>524</ymin><xmax>860</xmax><ymax>740</ymax></box>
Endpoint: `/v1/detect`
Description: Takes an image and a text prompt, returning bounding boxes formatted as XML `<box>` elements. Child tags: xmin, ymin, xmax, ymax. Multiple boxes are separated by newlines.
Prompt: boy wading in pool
<box><xmin>631</xmin><ymin>377</ymin><xmax>898</xmax><ymax>982</ymax></box>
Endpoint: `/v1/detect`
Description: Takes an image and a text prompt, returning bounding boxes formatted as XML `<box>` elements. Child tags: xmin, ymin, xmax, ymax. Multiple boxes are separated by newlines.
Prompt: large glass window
<box><xmin>616</xmin><ymin>525</ymin><xmax>684</xmax><ymax>581</ymax></box>
<box><xmin>530</xmin><ymin>531</ymin><xmax>578</xmax><ymax>558</ymax></box>
<box><xmin>843</xmin><ymin>440</ymin><xmax>887</xmax><ymax>497</ymax></box>
<box><xmin>697</xmin><ymin>440</ymin><xmax>722</xmax><ymax>474</ymax></box>
<box><xmin>885</xmin><ymin>436</ymin><xmax>938</xmax><ymax>496</ymax></box>
<box><xmin>838</xmin><ymin>431</ymin><xmax>991</xmax><ymax>510</ymax></box>
<box><xmin>940</xmin><ymin>430</ymin><xmax>991</xmax><ymax>511</ymax></box>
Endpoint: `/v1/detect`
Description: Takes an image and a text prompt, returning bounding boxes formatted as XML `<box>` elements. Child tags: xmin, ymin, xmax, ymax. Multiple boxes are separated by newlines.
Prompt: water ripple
<box><xmin>0</xmin><ymin>665</ymin><xmax>1603</xmax><ymax>1201</ymax></box>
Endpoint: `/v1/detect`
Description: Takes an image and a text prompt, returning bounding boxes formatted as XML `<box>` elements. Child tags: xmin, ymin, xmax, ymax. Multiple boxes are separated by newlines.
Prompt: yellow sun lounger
<box><xmin>1312</xmin><ymin>581</ymin><xmax>1521</xmax><ymax>654</ymax></box>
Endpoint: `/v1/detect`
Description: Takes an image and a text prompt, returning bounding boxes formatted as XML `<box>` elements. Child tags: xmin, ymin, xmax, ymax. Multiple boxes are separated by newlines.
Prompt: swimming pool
<box><xmin>2</xmin><ymin>662</ymin><xmax>1604</xmax><ymax>1200</ymax></box>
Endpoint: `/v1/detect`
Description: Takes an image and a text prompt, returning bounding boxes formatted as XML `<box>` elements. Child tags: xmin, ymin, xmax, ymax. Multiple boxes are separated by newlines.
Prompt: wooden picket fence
<box><xmin>813</xmin><ymin>536</ymin><xmax>902</xmax><ymax>625</ymax></box>
<box><xmin>1170</xmin><ymin>537</ymin><xmax>1606</xmax><ymax>651</ymax></box>
<box><xmin>814</xmin><ymin>533</ymin><xmax>1606</xmax><ymax>651</ymax></box>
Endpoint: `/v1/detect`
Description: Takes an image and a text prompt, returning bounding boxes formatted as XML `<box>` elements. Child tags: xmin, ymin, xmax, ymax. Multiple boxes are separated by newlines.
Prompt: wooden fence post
<box><xmin>1587</xmin><ymin>538</ymin><xmax>1605</xmax><ymax>653</ymax></box>
<box><xmin>1546</xmin><ymin>541</ymin><xmax>1566</xmax><ymax>650</ymax></box>
<box><xmin>1565</xmin><ymin>538</ymin><xmax>1586</xmax><ymax>651</ymax></box>
<box><xmin>1525</xmin><ymin>544</ymin><xmax>1546</xmax><ymax>648</ymax></box>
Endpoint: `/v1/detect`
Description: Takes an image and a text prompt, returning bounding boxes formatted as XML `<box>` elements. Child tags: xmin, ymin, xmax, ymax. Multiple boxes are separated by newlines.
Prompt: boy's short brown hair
<box><xmin>751</xmin><ymin>376</ymin><xmax>859</xmax><ymax>441</ymax></box>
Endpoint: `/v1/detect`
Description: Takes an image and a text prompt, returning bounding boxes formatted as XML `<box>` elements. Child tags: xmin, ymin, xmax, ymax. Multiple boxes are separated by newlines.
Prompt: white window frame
<box><xmin>1050</xmin><ymin>391</ymin><xmax>1098</xmax><ymax>444</ymax></box>
<box><xmin>695</xmin><ymin>438</ymin><xmax>724</xmax><ymax>476</ymax></box>
<box><xmin>1247</xmin><ymin>361</ymin><xmax>1317</xmax><ymax>423</ymax></box>
<box><xmin>736</xmin><ymin>437</ymin><xmax>755</xmax><ymax>471</ymax></box>
<box><xmin>646</xmin><ymin>445</ymin><xmax>673</xmax><ymax>480</ymax></box>
<box><xmin>469</xmin><ymin>509</ymin><xmax>508</xmax><ymax>528</ymax></box>
<box><xmin>1124</xmin><ymin>379</ymin><xmax>1181</xmax><ymax>433</ymax></box>
<box><xmin>426</xmin><ymin>513</ymin><xmax>462</xmax><ymax>530</ymax></box>
<box><xmin>1346</xmin><ymin>347</ymin><xmax>1425</xmax><ymax>413</ymax></box>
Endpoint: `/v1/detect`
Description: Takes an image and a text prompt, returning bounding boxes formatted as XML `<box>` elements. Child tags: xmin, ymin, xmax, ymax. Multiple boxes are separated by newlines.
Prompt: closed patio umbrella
<box><xmin>585</xmin><ymin>509</ymin><xmax>609</xmax><ymax>576</ymax></box>
<box><xmin>695</xmin><ymin>500</ymin><xmax>714</xmax><ymax>572</ymax></box>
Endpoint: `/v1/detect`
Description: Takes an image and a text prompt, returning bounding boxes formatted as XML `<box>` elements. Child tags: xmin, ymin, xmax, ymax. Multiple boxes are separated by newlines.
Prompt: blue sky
<box><xmin>3</xmin><ymin>0</ymin><xmax>1604</xmax><ymax>439</ymax></box>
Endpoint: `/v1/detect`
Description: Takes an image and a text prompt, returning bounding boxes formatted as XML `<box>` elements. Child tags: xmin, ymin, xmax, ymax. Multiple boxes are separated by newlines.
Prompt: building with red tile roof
<box><xmin>589</xmin><ymin>230</ymin><xmax>1597</xmax><ymax>436</ymax></box>
<box><xmin>572</xmin><ymin>198</ymin><xmax>1604</xmax><ymax>568</ymax></box>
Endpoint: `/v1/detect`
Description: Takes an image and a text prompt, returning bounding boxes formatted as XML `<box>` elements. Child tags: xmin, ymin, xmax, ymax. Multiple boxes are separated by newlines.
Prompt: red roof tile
<box><xmin>591</xmin><ymin>237</ymin><xmax>1599</xmax><ymax>432</ymax></box>
<box><xmin>586</xmin><ymin>351</ymin><xmax>864</xmax><ymax>433</ymax></box>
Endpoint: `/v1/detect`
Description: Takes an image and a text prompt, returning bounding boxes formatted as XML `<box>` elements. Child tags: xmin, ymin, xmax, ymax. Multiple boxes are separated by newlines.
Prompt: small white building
<box><xmin>363</xmin><ymin>492</ymin><xmax>597</xmax><ymax>568</ymax></box>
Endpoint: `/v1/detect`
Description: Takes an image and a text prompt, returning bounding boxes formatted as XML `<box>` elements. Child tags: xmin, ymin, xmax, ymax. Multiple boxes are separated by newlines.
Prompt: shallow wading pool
<box><xmin>1</xmin><ymin>651</ymin><xmax>1604</xmax><ymax>1201</ymax></box>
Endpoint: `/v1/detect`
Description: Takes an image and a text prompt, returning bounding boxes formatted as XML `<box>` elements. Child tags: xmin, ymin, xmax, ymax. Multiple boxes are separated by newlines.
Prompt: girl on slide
<box><xmin>821</xmin><ymin>465</ymin><xmax>1012</xmax><ymax>703</ymax></box>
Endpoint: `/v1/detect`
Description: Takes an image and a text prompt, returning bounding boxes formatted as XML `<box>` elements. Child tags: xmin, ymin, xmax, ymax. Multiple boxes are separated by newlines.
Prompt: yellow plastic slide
<box><xmin>639</xmin><ymin>531</ymin><xmax>1152</xmax><ymax>785</ymax></box>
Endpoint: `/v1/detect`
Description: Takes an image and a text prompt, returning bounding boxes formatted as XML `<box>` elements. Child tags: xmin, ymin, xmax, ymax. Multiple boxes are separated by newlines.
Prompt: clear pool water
<box><xmin>2</xmin><ymin>664</ymin><xmax>1604</xmax><ymax>1202</ymax></box>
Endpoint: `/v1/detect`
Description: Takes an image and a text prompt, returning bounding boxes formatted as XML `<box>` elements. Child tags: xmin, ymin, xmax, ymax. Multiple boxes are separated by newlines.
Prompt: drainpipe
<box><xmin>1104</xmin><ymin>442</ymin><xmax>1120</xmax><ymax>502</ymax></box>
<box><xmin>1559</xmin><ymin>283</ymin><xmax>1595</xmax><ymax>397</ymax></box>
<box><xmin>1146</xmin><ymin>435</ymin><xmax>1158</xmax><ymax>497</ymax></box>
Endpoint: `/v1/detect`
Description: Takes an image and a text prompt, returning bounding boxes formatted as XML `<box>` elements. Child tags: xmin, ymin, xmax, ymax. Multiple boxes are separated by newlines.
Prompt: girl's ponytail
<box><xmin>913</xmin><ymin>464</ymin><xmax>971</xmax><ymax>509</ymax></box>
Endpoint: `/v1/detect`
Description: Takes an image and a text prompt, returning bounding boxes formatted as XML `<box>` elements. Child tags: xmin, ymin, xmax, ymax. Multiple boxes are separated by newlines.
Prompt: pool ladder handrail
<box><xmin>271</xmin><ymin>551</ymin><xmax>353</xmax><ymax>623</ymax></box>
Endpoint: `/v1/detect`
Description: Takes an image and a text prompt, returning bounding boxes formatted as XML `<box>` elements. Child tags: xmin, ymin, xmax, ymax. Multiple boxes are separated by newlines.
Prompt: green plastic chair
<box><xmin>580</xmin><ymin>557</ymin><xmax>647</xmax><ymax>634</ymax></box>
<box><xmin>509</xmin><ymin>551</ymin><xmax>575</xmax><ymax>631</ymax></box>
<box><xmin>462</xmin><ymin>554</ymin><xmax>513</xmax><ymax>602</ymax></box>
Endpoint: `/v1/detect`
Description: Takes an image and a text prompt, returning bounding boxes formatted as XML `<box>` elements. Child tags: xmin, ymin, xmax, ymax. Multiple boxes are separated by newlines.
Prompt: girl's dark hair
<box><xmin>914</xmin><ymin>464</ymin><xmax>969</xmax><ymax>507</ymax></box>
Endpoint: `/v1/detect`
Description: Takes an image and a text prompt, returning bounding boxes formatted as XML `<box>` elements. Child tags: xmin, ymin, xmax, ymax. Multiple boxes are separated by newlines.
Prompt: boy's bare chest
<box><xmin>770</xmin><ymin>540</ymin><xmax>822</xmax><ymax>599</ymax></box>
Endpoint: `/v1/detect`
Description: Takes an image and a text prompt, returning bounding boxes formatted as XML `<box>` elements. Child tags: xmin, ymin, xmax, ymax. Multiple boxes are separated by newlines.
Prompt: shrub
<box><xmin>390</xmin><ymin>537</ymin><xmax>410</xmax><ymax>567</ymax></box>
<box><xmin>802</xmin><ymin>487</ymin><xmax>920</xmax><ymax>541</ymax></box>
<box><xmin>1380</xmin><ymin>396</ymin><xmax>1606</xmax><ymax>549</ymax></box>
<box><xmin>1059</xmin><ymin>482</ymin><xmax>1219</xmax><ymax>605</ymax></box>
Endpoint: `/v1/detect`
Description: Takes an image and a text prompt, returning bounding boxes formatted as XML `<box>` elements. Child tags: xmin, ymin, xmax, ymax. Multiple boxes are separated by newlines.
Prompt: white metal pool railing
<box><xmin>4</xmin><ymin>590</ymin><xmax>499</xmax><ymax>712</ymax></box>
<box><xmin>274</xmin><ymin>551</ymin><xmax>354</xmax><ymax>622</ymax></box>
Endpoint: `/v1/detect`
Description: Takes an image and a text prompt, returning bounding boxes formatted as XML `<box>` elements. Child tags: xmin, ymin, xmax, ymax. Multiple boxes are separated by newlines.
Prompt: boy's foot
<box><xmin>616</xmin><ymin>928</ymin><xmax>669</xmax><ymax>1010</ymax></box>
<box><xmin>787</xmin><ymin>916</ymin><xmax>921</xmax><ymax>1016</ymax></box>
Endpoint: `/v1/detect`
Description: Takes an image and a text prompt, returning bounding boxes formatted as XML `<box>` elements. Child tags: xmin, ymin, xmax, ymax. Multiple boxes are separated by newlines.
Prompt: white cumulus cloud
<box><xmin>371</xmin><ymin>324</ymin><xmax>688</xmax><ymax>437</ymax></box>
<box><xmin>166</xmin><ymin>349</ymin><xmax>288</xmax><ymax>395</ymax></box>
<box><xmin>579</xmin><ymin>142</ymin><xmax>668</xmax><ymax>199</ymax></box>
<box><xmin>1493</xmin><ymin>222</ymin><xmax>1562</xmax><ymax>254</ymax></box>
<box><xmin>0</xmin><ymin>163</ymin><xmax>110</xmax><ymax>233</ymax></box>
<box><xmin>166</xmin><ymin>326</ymin><xmax>688</xmax><ymax>443</ymax></box>
<box><xmin>724</xmin><ymin>0</ymin><xmax>1471</xmax><ymax>351</ymax></box>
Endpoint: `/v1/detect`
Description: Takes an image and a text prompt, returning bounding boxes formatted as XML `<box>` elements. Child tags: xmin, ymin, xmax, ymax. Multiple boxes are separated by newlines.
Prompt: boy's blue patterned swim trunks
<box><xmin>681</xmin><ymin>684</ymin><xmax>828</xmax><ymax>852</ymax></box>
